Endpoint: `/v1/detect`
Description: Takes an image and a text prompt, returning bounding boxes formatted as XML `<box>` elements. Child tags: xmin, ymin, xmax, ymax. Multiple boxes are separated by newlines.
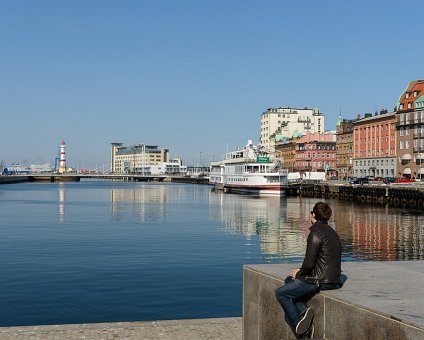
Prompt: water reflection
<box><xmin>75</xmin><ymin>183</ymin><xmax>424</xmax><ymax>261</ymax></box>
<box><xmin>209</xmin><ymin>192</ymin><xmax>310</xmax><ymax>260</ymax></box>
<box><xmin>209</xmin><ymin>192</ymin><xmax>424</xmax><ymax>261</ymax></box>
<box><xmin>110</xmin><ymin>185</ymin><xmax>170</xmax><ymax>223</ymax></box>
<box><xmin>58</xmin><ymin>184</ymin><xmax>65</xmax><ymax>223</ymax></box>
<box><xmin>332</xmin><ymin>203</ymin><xmax>424</xmax><ymax>261</ymax></box>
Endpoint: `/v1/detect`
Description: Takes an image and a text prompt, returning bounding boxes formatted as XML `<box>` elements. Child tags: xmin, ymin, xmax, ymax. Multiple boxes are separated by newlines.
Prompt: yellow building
<box><xmin>110</xmin><ymin>143</ymin><xmax>170</xmax><ymax>174</ymax></box>
<box><xmin>336</xmin><ymin>115</ymin><xmax>354</xmax><ymax>179</ymax></box>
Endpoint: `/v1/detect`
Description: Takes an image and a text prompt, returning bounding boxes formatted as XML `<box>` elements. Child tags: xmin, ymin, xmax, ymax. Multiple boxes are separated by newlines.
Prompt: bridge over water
<box><xmin>0</xmin><ymin>174</ymin><xmax>209</xmax><ymax>184</ymax></box>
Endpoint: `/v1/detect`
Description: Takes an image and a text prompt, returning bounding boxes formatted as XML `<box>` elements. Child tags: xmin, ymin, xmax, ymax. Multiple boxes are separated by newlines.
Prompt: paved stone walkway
<box><xmin>0</xmin><ymin>317</ymin><xmax>242</xmax><ymax>340</ymax></box>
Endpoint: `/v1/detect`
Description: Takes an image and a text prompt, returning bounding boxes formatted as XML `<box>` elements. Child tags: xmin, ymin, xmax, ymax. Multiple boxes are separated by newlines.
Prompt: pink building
<box><xmin>295</xmin><ymin>132</ymin><xmax>337</xmax><ymax>175</ymax></box>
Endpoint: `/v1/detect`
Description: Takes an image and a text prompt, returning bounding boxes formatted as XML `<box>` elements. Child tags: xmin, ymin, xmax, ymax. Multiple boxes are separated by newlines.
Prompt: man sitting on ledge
<box><xmin>275</xmin><ymin>202</ymin><xmax>342</xmax><ymax>339</ymax></box>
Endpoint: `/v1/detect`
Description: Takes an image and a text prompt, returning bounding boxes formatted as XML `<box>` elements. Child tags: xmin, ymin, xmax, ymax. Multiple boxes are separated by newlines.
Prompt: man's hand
<box><xmin>290</xmin><ymin>269</ymin><xmax>300</xmax><ymax>279</ymax></box>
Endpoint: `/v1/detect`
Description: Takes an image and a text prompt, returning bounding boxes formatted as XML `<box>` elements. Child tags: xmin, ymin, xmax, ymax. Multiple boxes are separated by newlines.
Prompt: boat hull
<box><xmin>224</xmin><ymin>184</ymin><xmax>286</xmax><ymax>196</ymax></box>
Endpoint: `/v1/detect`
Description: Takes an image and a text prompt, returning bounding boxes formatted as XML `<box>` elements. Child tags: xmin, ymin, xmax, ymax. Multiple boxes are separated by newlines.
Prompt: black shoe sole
<box><xmin>296</xmin><ymin>308</ymin><xmax>314</xmax><ymax>335</ymax></box>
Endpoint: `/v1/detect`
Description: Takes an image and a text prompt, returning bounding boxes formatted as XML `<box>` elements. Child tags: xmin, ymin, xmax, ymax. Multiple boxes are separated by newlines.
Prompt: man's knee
<box><xmin>275</xmin><ymin>286</ymin><xmax>282</xmax><ymax>298</ymax></box>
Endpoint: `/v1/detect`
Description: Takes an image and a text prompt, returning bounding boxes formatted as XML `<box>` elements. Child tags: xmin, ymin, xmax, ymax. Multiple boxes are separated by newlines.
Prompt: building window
<box><xmin>406</xmin><ymin>93</ymin><xmax>410</xmax><ymax>98</ymax></box>
<box><xmin>400</xmin><ymin>141</ymin><xmax>403</xmax><ymax>149</ymax></box>
<box><xmin>408</xmin><ymin>102</ymin><xmax>412</xmax><ymax>109</ymax></box>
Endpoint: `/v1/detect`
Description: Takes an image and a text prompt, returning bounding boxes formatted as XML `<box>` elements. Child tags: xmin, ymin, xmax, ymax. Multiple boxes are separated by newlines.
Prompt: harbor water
<box><xmin>0</xmin><ymin>180</ymin><xmax>423</xmax><ymax>327</ymax></box>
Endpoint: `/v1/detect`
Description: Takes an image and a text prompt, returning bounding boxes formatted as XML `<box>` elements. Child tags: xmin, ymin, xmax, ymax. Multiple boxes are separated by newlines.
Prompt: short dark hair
<box><xmin>312</xmin><ymin>202</ymin><xmax>332</xmax><ymax>222</ymax></box>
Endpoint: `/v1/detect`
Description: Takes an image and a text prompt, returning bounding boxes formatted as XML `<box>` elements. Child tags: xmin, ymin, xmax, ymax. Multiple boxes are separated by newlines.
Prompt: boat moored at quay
<box><xmin>209</xmin><ymin>140</ymin><xmax>289</xmax><ymax>196</ymax></box>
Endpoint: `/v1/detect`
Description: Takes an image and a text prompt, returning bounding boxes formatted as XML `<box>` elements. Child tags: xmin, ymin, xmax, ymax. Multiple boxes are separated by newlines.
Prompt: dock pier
<box><xmin>296</xmin><ymin>181</ymin><xmax>424</xmax><ymax>209</ymax></box>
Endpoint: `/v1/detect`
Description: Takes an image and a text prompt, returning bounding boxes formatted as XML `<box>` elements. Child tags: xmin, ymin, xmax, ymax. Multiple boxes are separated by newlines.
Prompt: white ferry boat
<box><xmin>209</xmin><ymin>140</ymin><xmax>288</xmax><ymax>196</ymax></box>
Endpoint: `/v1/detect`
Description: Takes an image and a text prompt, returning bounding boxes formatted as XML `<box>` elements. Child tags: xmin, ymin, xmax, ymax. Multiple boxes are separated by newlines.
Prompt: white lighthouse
<box><xmin>58</xmin><ymin>140</ymin><xmax>66</xmax><ymax>174</ymax></box>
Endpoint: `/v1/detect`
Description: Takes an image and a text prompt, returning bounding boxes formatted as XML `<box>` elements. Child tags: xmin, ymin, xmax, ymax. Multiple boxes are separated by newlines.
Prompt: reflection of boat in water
<box><xmin>209</xmin><ymin>140</ymin><xmax>288</xmax><ymax>196</ymax></box>
<box><xmin>208</xmin><ymin>191</ymin><xmax>309</xmax><ymax>259</ymax></box>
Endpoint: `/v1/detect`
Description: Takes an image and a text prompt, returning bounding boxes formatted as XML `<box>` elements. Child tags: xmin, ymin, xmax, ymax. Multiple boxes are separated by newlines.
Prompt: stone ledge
<box><xmin>0</xmin><ymin>317</ymin><xmax>242</xmax><ymax>340</ymax></box>
<box><xmin>243</xmin><ymin>261</ymin><xmax>424</xmax><ymax>340</ymax></box>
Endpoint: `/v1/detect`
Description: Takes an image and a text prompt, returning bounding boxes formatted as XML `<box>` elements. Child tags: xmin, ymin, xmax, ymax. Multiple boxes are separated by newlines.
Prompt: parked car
<box><xmin>351</xmin><ymin>177</ymin><xmax>369</xmax><ymax>184</ymax></box>
<box><xmin>393</xmin><ymin>177</ymin><xmax>416</xmax><ymax>183</ymax></box>
<box><xmin>383</xmin><ymin>177</ymin><xmax>396</xmax><ymax>184</ymax></box>
<box><xmin>374</xmin><ymin>177</ymin><xmax>384</xmax><ymax>182</ymax></box>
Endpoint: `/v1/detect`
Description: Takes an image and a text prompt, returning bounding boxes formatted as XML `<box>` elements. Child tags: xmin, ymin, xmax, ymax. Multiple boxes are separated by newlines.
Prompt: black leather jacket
<box><xmin>297</xmin><ymin>220</ymin><xmax>342</xmax><ymax>285</ymax></box>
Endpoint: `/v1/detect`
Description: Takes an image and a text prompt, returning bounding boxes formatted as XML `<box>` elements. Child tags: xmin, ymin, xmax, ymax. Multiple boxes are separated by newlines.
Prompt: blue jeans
<box><xmin>275</xmin><ymin>276</ymin><xmax>319</xmax><ymax>329</ymax></box>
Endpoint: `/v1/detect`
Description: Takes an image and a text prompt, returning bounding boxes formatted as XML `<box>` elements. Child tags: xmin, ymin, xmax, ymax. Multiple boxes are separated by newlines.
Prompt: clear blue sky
<box><xmin>1</xmin><ymin>1</ymin><xmax>423</xmax><ymax>168</ymax></box>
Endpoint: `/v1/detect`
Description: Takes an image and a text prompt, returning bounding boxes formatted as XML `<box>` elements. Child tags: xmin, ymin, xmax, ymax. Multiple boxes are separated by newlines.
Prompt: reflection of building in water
<box><xmin>350</xmin><ymin>206</ymin><xmax>398</xmax><ymax>260</ymax></box>
<box><xmin>58</xmin><ymin>184</ymin><xmax>66</xmax><ymax>223</ymax></box>
<box><xmin>209</xmin><ymin>193</ymin><xmax>313</xmax><ymax>259</ymax></box>
<box><xmin>111</xmin><ymin>185</ymin><xmax>170</xmax><ymax>223</ymax></box>
<box><xmin>210</xmin><ymin>193</ymin><xmax>424</xmax><ymax>261</ymax></box>
<box><xmin>332</xmin><ymin>204</ymin><xmax>424</xmax><ymax>261</ymax></box>
<box><xmin>395</xmin><ymin>214</ymin><xmax>424</xmax><ymax>260</ymax></box>
<box><xmin>330</xmin><ymin>202</ymin><xmax>354</xmax><ymax>244</ymax></box>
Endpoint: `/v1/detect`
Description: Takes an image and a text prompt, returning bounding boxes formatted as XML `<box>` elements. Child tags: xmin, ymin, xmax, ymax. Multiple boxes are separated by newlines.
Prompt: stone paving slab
<box><xmin>0</xmin><ymin>317</ymin><xmax>242</xmax><ymax>340</ymax></box>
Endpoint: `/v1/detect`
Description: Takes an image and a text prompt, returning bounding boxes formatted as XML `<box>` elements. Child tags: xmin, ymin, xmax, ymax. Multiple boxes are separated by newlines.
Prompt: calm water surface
<box><xmin>0</xmin><ymin>180</ymin><xmax>423</xmax><ymax>326</ymax></box>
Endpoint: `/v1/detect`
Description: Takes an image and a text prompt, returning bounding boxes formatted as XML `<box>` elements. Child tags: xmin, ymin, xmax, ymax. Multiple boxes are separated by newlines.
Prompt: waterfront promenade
<box><xmin>0</xmin><ymin>317</ymin><xmax>242</xmax><ymax>340</ymax></box>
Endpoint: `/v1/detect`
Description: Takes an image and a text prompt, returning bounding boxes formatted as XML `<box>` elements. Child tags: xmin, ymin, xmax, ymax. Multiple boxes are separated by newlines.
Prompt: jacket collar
<box><xmin>309</xmin><ymin>220</ymin><xmax>328</xmax><ymax>230</ymax></box>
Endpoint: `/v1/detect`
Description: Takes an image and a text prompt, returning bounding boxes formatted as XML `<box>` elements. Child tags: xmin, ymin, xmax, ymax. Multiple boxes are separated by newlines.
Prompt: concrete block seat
<box><xmin>243</xmin><ymin>261</ymin><xmax>424</xmax><ymax>340</ymax></box>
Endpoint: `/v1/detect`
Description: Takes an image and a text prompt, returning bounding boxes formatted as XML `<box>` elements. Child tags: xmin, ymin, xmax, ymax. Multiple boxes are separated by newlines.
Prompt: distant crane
<box><xmin>53</xmin><ymin>148</ymin><xmax>60</xmax><ymax>173</ymax></box>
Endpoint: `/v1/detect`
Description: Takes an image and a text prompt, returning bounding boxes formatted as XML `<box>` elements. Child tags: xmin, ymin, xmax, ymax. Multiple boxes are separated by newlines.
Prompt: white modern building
<box><xmin>150</xmin><ymin>159</ymin><xmax>187</xmax><ymax>176</ymax></box>
<box><xmin>260</xmin><ymin>107</ymin><xmax>325</xmax><ymax>151</ymax></box>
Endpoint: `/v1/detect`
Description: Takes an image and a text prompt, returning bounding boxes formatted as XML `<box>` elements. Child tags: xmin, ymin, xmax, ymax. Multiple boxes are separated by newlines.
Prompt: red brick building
<box><xmin>353</xmin><ymin>111</ymin><xmax>397</xmax><ymax>178</ymax></box>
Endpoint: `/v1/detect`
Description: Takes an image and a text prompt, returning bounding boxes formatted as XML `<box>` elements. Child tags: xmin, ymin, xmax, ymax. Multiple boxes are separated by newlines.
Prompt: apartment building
<box><xmin>275</xmin><ymin>138</ymin><xmax>298</xmax><ymax>172</ymax></box>
<box><xmin>336</xmin><ymin>116</ymin><xmax>355</xmax><ymax>179</ymax></box>
<box><xmin>396</xmin><ymin>80</ymin><xmax>424</xmax><ymax>179</ymax></box>
<box><xmin>294</xmin><ymin>132</ymin><xmax>336</xmax><ymax>175</ymax></box>
<box><xmin>352</xmin><ymin>111</ymin><xmax>397</xmax><ymax>178</ymax></box>
<box><xmin>260</xmin><ymin>107</ymin><xmax>325</xmax><ymax>151</ymax></box>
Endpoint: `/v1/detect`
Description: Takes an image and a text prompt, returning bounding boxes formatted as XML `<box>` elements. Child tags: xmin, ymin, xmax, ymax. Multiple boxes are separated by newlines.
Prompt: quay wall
<box><xmin>0</xmin><ymin>175</ymin><xmax>29</xmax><ymax>184</ymax></box>
<box><xmin>298</xmin><ymin>182</ymin><xmax>424</xmax><ymax>209</ymax></box>
<box><xmin>243</xmin><ymin>262</ymin><xmax>424</xmax><ymax>340</ymax></box>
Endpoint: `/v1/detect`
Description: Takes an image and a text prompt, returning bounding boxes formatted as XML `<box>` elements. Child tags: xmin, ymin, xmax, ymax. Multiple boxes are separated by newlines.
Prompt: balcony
<box><xmin>396</xmin><ymin>120</ymin><xmax>410</xmax><ymax>127</ymax></box>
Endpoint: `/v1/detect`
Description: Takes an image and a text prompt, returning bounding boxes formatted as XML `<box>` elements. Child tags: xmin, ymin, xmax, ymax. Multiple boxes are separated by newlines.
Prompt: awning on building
<box><xmin>401</xmin><ymin>154</ymin><xmax>412</xmax><ymax>161</ymax></box>
<box><xmin>403</xmin><ymin>167</ymin><xmax>412</xmax><ymax>175</ymax></box>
